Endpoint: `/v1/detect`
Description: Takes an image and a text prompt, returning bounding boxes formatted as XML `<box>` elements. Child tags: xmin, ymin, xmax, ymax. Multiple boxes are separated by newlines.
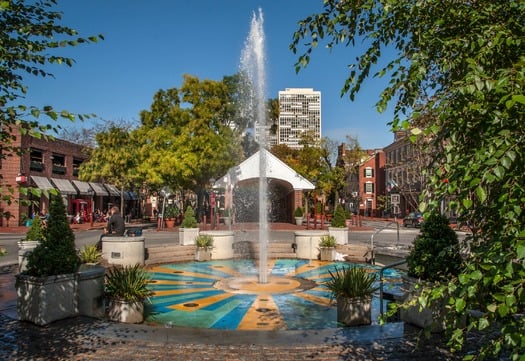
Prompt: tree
<box><xmin>291</xmin><ymin>0</ymin><xmax>524</xmax><ymax>358</ymax></box>
<box><xmin>1</xmin><ymin>0</ymin><xmax>102</xmax><ymax>218</ymax></box>
<box><xmin>137</xmin><ymin>74</ymin><xmax>243</xmax><ymax>216</ymax></box>
<box><xmin>79</xmin><ymin>126</ymin><xmax>141</xmax><ymax>214</ymax></box>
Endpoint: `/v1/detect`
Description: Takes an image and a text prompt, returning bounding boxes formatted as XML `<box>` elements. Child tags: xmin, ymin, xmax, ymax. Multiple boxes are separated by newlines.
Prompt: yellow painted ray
<box><xmin>149</xmin><ymin>280</ymin><xmax>210</xmax><ymax>286</ymax></box>
<box><xmin>292</xmin><ymin>260</ymin><xmax>324</xmax><ymax>275</ymax></box>
<box><xmin>294</xmin><ymin>292</ymin><xmax>334</xmax><ymax>307</ymax></box>
<box><xmin>152</xmin><ymin>286</ymin><xmax>217</xmax><ymax>297</ymax></box>
<box><xmin>169</xmin><ymin>292</ymin><xmax>235</xmax><ymax>312</ymax></box>
<box><xmin>237</xmin><ymin>295</ymin><xmax>286</xmax><ymax>330</ymax></box>
<box><xmin>208</xmin><ymin>265</ymin><xmax>243</xmax><ymax>277</ymax></box>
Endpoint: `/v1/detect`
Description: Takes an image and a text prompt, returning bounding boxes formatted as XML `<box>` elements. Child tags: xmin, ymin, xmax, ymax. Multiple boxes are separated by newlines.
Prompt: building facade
<box><xmin>0</xmin><ymin>127</ymin><xmax>134</xmax><ymax>227</ymax></box>
<box><xmin>277</xmin><ymin>88</ymin><xmax>321</xmax><ymax>149</ymax></box>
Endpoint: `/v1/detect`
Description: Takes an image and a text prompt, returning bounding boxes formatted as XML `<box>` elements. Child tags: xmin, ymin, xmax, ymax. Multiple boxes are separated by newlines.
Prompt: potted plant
<box><xmin>329</xmin><ymin>204</ymin><xmax>348</xmax><ymax>245</ymax></box>
<box><xmin>163</xmin><ymin>205</ymin><xmax>179</xmax><ymax>228</ymax></box>
<box><xmin>195</xmin><ymin>234</ymin><xmax>213</xmax><ymax>261</ymax></box>
<box><xmin>294</xmin><ymin>207</ymin><xmax>304</xmax><ymax>226</ymax></box>
<box><xmin>397</xmin><ymin>211</ymin><xmax>463</xmax><ymax>332</ymax></box>
<box><xmin>179</xmin><ymin>205</ymin><xmax>199</xmax><ymax>245</ymax></box>
<box><xmin>105</xmin><ymin>264</ymin><xmax>153</xmax><ymax>323</ymax></box>
<box><xmin>222</xmin><ymin>208</ymin><xmax>232</xmax><ymax>226</ymax></box>
<box><xmin>16</xmin><ymin>194</ymin><xmax>81</xmax><ymax>325</ymax></box>
<box><xmin>319</xmin><ymin>235</ymin><xmax>337</xmax><ymax>261</ymax></box>
<box><xmin>325</xmin><ymin>265</ymin><xmax>378</xmax><ymax>326</ymax></box>
<box><xmin>18</xmin><ymin>214</ymin><xmax>46</xmax><ymax>273</ymax></box>
<box><xmin>77</xmin><ymin>244</ymin><xmax>105</xmax><ymax>318</ymax></box>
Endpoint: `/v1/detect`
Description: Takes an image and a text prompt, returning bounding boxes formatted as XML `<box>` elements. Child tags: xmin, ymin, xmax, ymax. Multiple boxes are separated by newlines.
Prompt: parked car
<box><xmin>403</xmin><ymin>212</ymin><xmax>424</xmax><ymax>227</ymax></box>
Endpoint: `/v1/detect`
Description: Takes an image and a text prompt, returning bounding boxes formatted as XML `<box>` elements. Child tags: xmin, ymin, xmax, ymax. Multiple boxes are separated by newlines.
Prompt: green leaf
<box><xmin>476</xmin><ymin>186</ymin><xmax>487</xmax><ymax>202</ymax></box>
<box><xmin>455</xmin><ymin>298</ymin><xmax>466</xmax><ymax>312</ymax></box>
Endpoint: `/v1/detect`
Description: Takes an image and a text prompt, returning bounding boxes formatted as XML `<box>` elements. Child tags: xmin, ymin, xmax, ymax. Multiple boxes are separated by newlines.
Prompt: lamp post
<box><xmin>87</xmin><ymin>189</ymin><xmax>94</xmax><ymax>227</ymax></box>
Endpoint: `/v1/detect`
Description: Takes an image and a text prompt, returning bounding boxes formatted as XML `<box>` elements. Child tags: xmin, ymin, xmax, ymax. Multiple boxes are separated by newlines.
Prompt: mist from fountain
<box><xmin>239</xmin><ymin>8</ymin><xmax>268</xmax><ymax>283</ymax></box>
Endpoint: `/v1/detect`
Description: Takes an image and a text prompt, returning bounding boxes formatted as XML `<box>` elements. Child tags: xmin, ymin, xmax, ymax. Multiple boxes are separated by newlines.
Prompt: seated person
<box><xmin>96</xmin><ymin>206</ymin><xmax>125</xmax><ymax>250</ymax></box>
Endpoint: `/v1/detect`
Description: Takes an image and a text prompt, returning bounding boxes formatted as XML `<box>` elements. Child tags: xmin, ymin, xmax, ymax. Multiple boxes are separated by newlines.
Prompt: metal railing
<box><xmin>369</xmin><ymin>221</ymin><xmax>400</xmax><ymax>265</ymax></box>
<box><xmin>379</xmin><ymin>258</ymin><xmax>407</xmax><ymax>320</ymax></box>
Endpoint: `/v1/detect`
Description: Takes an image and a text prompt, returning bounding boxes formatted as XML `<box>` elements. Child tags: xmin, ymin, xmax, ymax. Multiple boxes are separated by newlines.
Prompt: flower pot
<box><xmin>164</xmin><ymin>218</ymin><xmax>175</xmax><ymax>228</ymax></box>
<box><xmin>195</xmin><ymin>248</ymin><xmax>212</xmax><ymax>262</ymax></box>
<box><xmin>16</xmin><ymin>273</ymin><xmax>78</xmax><ymax>326</ymax></box>
<box><xmin>108</xmin><ymin>299</ymin><xmax>144</xmax><ymax>324</ymax></box>
<box><xmin>337</xmin><ymin>296</ymin><xmax>372</xmax><ymax>326</ymax></box>
<box><xmin>320</xmin><ymin>247</ymin><xmax>336</xmax><ymax>261</ymax></box>
<box><xmin>295</xmin><ymin>217</ymin><xmax>303</xmax><ymax>226</ymax></box>
<box><xmin>328</xmin><ymin>226</ymin><xmax>348</xmax><ymax>245</ymax></box>
<box><xmin>179</xmin><ymin>227</ymin><xmax>200</xmax><ymax>246</ymax></box>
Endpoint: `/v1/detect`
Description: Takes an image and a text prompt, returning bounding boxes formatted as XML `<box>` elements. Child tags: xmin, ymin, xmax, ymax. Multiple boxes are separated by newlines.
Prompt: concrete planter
<box><xmin>320</xmin><ymin>247</ymin><xmax>336</xmax><ymax>261</ymax></box>
<box><xmin>77</xmin><ymin>264</ymin><xmax>105</xmax><ymax>318</ymax></box>
<box><xmin>108</xmin><ymin>299</ymin><xmax>144</xmax><ymax>324</ymax></box>
<box><xmin>195</xmin><ymin>248</ymin><xmax>212</xmax><ymax>262</ymax></box>
<box><xmin>179</xmin><ymin>228</ymin><xmax>200</xmax><ymax>246</ymax></box>
<box><xmin>294</xmin><ymin>230</ymin><xmax>328</xmax><ymax>259</ymax></box>
<box><xmin>295</xmin><ymin>217</ymin><xmax>303</xmax><ymax>226</ymax></box>
<box><xmin>17</xmin><ymin>240</ymin><xmax>40</xmax><ymax>273</ymax></box>
<box><xmin>328</xmin><ymin>227</ymin><xmax>348</xmax><ymax>245</ymax></box>
<box><xmin>200</xmin><ymin>231</ymin><xmax>234</xmax><ymax>260</ymax></box>
<box><xmin>16</xmin><ymin>273</ymin><xmax>78</xmax><ymax>326</ymax></box>
<box><xmin>102</xmin><ymin>236</ymin><xmax>145</xmax><ymax>266</ymax></box>
<box><xmin>337</xmin><ymin>296</ymin><xmax>372</xmax><ymax>326</ymax></box>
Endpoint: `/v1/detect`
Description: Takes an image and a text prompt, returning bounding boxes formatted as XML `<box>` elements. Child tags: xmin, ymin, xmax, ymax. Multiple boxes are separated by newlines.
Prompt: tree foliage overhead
<box><xmin>291</xmin><ymin>0</ymin><xmax>524</xmax><ymax>358</ymax></box>
<box><xmin>1</xmin><ymin>0</ymin><xmax>102</xmax><ymax>213</ymax></box>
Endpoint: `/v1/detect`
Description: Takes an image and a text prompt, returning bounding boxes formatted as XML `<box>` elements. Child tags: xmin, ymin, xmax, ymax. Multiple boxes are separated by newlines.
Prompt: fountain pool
<box><xmin>145</xmin><ymin>259</ymin><xmax>404</xmax><ymax>330</ymax></box>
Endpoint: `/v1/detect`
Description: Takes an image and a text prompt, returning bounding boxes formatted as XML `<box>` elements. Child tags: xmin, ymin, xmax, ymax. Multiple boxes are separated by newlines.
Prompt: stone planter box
<box><xmin>328</xmin><ymin>226</ymin><xmax>348</xmax><ymax>245</ymax></box>
<box><xmin>17</xmin><ymin>240</ymin><xmax>40</xmax><ymax>273</ymax></box>
<box><xmin>108</xmin><ymin>299</ymin><xmax>144</xmax><ymax>324</ymax></box>
<box><xmin>195</xmin><ymin>248</ymin><xmax>212</xmax><ymax>262</ymax></box>
<box><xmin>337</xmin><ymin>296</ymin><xmax>372</xmax><ymax>326</ymax></box>
<box><xmin>179</xmin><ymin>228</ymin><xmax>200</xmax><ymax>246</ymax></box>
<box><xmin>77</xmin><ymin>265</ymin><xmax>105</xmax><ymax>318</ymax></box>
<box><xmin>320</xmin><ymin>247</ymin><xmax>336</xmax><ymax>261</ymax></box>
<box><xmin>294</xmin><ymin>230</ymin><xmax>328</xmax><ymax>259</ymax></box>
<box><xmin>102</xmin><ymin>236</ymin><xmax>145</xmax><ymax>266</ymax></box>
<box><xmin>16</xmin><ymin>273</ymin><xmax>78</xmax><ymax>326</ymax></box>
<box><xmin>201</xmin><ymin>231</ymin><xmax>234</xmax><ymax>260</ymax></box>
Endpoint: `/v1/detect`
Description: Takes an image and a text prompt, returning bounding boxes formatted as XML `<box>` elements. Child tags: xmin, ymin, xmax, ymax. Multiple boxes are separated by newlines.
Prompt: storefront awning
<box><xmin>72</xmin><ymin>180</ymin><xmax>93</xmax><ymax>195</ymax></box>
<box><xmin>31</xmin><ymin>176</ymin><xmax>55</xmax><ymax>191</ymax></box>
<box><xmin>128</xmin><ymin>191</ymin><xmax>138</xmax><ymax>200</ymax></box>
<box><xmin>89</xmin><ymin>182</ymin><xmax>109</xmax><ymax>196</ymax></box>
<box><xmin>105</xmin><ymin>184</ymin><xmax>121</xmax><ymax>197</ymax></box>
<box><xmin>51</xmin><ymin>178</ymin><xmax>77</xmax><ymax>195</ymax></box>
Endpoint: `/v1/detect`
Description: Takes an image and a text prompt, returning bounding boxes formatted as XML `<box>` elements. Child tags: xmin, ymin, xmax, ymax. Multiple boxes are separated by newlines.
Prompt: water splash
<box><xmin>239</xmin><ymin>8</ymin><xmax>268</xmax><ymax>283</ymax></box>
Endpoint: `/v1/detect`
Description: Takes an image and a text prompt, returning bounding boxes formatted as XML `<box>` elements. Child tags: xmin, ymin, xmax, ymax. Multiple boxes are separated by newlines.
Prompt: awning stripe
<box><xmin>31</xmin><ymin>176</ymin><xmax>55</xmax><ymax>191</ymax></box>
<box><xmin>89</xmin><ymin>182</ymin><xmax>109</xmax><ymax>196</ymax></box>
<box><xmin>105</xmin><ymin>184</ymin><xmax>121</xmax><ymax>197</ymax></box>
<box><xmin>72</xmin><ymin>180</ymin><xmax>93</xmax><ymax>195</ymax></box>
<box><xmin>51</xmin><ymin>178</ymin><xmax>77</xmax><ymax>195</ymax></box>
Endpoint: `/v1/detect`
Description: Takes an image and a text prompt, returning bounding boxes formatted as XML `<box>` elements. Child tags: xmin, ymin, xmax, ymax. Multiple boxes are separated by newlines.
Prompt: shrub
<box><xmin>181</xmin><ymin>205</ymin><xmax>197</xmax><ymax>228</ymax></box>
<box><xmin>331</xmin><ymin>204</ymin><xmax>347</xmax><ymax>227</ymax></box>
<box><xmin>319</xmin><ymin>235</ymin><xmax>336</xmax><ymax>248</ymax></box>
<box><xmin>195</xmin><ymin>234</ymin><xmax>213</xmax><ymax>248</ymax></box>
<box><xmin>294</xmin><ymin>207</ymin><xmax>303</xmax><ymax>217</ymax></box>
<box><xmin>79</xmin><ymin>244</ymin><xmax>102</xmax><ymax>264</ymax></box>
<box><xmin>23</xmin><ymin>215</ymin><xmax>45</xmax><ymax>242</ymax></box>
<box><xmin>26</xmin><ymin>194</ymin><xmax>80</xmax><ymax>277</ymax></box>
<box><xmin>105</xmin><ymin>264</ymin><xmax>153</xmax><ymax>303</ymax></box>
<box><xmin>163</xmin><ymin>205</ymin><xmax>179</xmax><ymax>219</ymax></box>
<box><xmin>406</xmin><ymin>212</ymin><xmax>462</xmax><ymax>282</ymax></box>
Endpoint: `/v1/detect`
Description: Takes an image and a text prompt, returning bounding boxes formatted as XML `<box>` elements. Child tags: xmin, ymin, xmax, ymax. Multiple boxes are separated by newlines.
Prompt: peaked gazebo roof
<box><xmin>214</xmin><ymin>148</ymin><xmax>315</xmax><ymax>190</ymax></box>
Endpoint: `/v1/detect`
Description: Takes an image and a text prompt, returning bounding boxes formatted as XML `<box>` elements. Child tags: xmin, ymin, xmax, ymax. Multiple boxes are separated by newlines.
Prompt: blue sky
<box><xmin>23</xmin><ymin>0</ymin><xmax>396</xmax><ymax>149</ymax></box>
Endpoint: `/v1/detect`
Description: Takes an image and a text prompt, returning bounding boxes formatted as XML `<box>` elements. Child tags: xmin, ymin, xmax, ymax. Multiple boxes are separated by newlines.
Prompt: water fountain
<box><xmin>239</xmin><ymin>8</ymin><xmax>268</xmax><ymax>284</ymax></box>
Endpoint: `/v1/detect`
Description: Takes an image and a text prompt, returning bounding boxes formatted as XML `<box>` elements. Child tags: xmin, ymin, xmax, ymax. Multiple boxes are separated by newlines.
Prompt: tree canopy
<box><xmin>291</xmin><ymin>0</ymin><xmax>524</xmax><ymax>358</ymax></box>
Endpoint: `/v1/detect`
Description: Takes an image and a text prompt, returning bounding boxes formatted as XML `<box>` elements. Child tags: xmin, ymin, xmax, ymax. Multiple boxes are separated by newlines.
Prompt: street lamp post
<box><xmin>88</xmin><ymin>189</ymin><xmax>94</xmax><ymax>227</ymax></box>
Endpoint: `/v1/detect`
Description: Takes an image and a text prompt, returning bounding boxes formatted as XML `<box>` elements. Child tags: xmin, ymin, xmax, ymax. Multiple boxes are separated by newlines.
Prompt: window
<box><xmin>51</xmin><ymin>154</ymin><xmax>66</xmax><ymax>175</ymax></box>
<box><xmin>365</xmin><ymin>182</ymin><xmax>374</xmax><ymax>194</ymax></box>
<box><xmin>364</xmin><ymin>167</ymin><xmax>373</xmax><ymax>178</ymax></box>
<box><xmin>30</xmin><ymin>149</ymin><xmax>44</xmax><ymax>172</ymax></box>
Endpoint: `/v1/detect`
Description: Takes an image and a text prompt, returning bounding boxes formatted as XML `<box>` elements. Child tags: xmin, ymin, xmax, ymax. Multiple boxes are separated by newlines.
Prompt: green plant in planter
<box><xmin>105</xmin><ymin>264</ymin><xmax>153</xmax><ymax>303</ymax></box>
<box><xmin>331</xmin><ymin>205</ymin><xmax>347</xmax><ymax>227</ymax></box>
<box><xmin>195</xmin><ymin>234</ymin><xmax>213</xmax><ymax>249</ymax></box>
<box><xmin>315</xmin><ymin>202</ymin><xmax>322</xmax><ymax>215</ymax></box>
<box><xmin>294</xmin><ymin>207</ymin><xmax>303</xmax><ymax>218</ymax></box>
<box><xmin>26</xmin><ymin>194</ymin><xmax>80</xmax><ymax>277</ymax></box>
<box><xmin>325</xmin><ymin>265</ymin><xmax>378</xmax><ymax>300</ymax></box>
<box><xmin>319</xmin><ymin>235</ymin><xmax>336</xmax><ymax>248</ymax></box>
<box><xmin>163</xmin><ymin>205</ymin><xmax>179</xmax><ymax>220</ymax></box>
<box><xmin>181</xmin><ymin>205</ymin><xmax>197</xmax><ymax>228</ymax></box>
<box><xmin>79</xmin><ymin>244</ymin><xmax>102</xmax><ymax>264</ymax></box>
<box><xmin>406</xmin><ymin>212</ymin><xmax>462</xmax><ymax>282</ymax></box>
<box><xmin>23</xmin><ymin>216</ymin><xmax>46</xmax><ymax>243</ymax></box>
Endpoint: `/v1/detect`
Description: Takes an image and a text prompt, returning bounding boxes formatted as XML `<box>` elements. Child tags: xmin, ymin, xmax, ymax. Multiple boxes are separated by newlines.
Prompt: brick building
<box><xmin>0</xmin><ymin>126</ymin><xmax>127</xmax><ymax>227</ymax></box>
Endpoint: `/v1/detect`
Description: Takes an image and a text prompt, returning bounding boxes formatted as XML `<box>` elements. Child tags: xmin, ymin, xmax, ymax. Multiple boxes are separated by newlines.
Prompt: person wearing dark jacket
<box><xmin>97</xmin><ymin>206</ymin><xmax>125</xmax><ymax>250</ymax></box>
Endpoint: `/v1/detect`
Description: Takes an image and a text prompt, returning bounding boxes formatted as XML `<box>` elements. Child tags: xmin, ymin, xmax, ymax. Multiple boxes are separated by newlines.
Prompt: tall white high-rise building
<box><xmin>277</xmin><ymin>88</ymin><xmax>321</xmax><ymax>149</ymax></box>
